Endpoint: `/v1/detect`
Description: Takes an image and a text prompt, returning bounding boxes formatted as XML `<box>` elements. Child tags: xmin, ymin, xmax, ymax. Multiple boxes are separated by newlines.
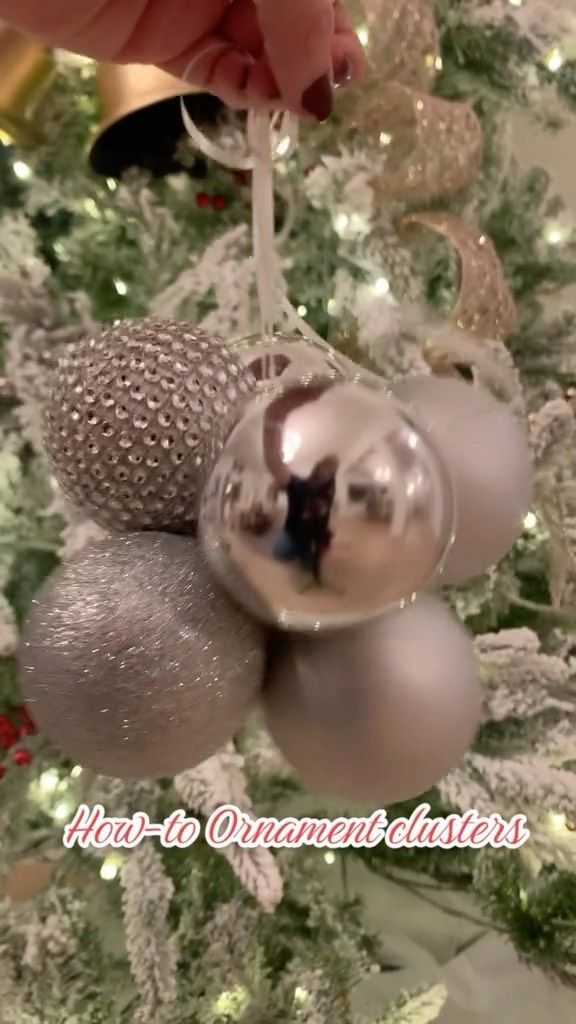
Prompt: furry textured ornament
<box><xmin>392</xmin><ymin>376</ymin><xmax>533</xmax><ymax>583</ymax></box>
<box><xmin>19</xmin><ymin>533</ymin><xmax>264</xmax><ymax>779</ymax></box>
<box><xmin>45</xmin><ymin>319</ymin><xmax>255</xmax><ymax>532</ymax></box>
<box><xmin>200</xmin><ymin>377</ymin><xmax>454</xmax><ymax>631</ymax></box>
<box><xmin>264</xmin><ymin>594</ymin><xmax>482</xmax><ymax>802</ymax></box>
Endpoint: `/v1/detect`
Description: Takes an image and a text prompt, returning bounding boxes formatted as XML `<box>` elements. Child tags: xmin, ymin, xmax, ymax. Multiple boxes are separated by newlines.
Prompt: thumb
<box><xmin>256</xmin><ymin>0</ymin><xmax>335</xmax><ymax>120</ymax></box>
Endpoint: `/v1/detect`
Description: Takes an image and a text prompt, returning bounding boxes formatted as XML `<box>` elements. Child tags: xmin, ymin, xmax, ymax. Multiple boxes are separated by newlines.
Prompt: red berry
<box><xmin>15</xmin><ymin>704</ymin><xmax>38</xmax><ymax>735</ymax></box>
<box><xmin>12</xmin><ymin>748</ymin><xmax>32</xmax><ymax>767</ymax></box>
<box><xmin>212</xmin><ymin>194</ymin><xmax>228</xmax><ymax>211</ymax></box>
<box><xmin>196</xmin><ymin>192</ymin><xmax>212</xmax><ymax>208</ymax></box>
<box><xmin>0</xmin><ymin>764</ymin><xmax>6</xmax><ymax>779</ymax></box>
<box><xmin>0</xmin><ymin>719</ymin><xmax>19</xmax><ymax>750</ymax></box>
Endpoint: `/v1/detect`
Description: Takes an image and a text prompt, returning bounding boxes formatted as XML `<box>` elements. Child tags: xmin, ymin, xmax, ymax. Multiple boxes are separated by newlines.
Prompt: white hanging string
<box><xmin>179</xmin><ymin>46</ymin><xmax>358</xmax><ymax>358</ymax></box>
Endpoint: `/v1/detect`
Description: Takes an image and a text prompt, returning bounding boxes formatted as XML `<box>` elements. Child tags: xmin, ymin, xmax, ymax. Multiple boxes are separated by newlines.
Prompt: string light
<box><xmin>83</xmin><ymin>198</ymin><xmax>99</xmax><ymax>217</ymax></box>
<box><xmin>294</xmin><ymin>987</ymin><xmax>309</xmax><ymax>1006</ymax></box>
<box><xmin>100</xmin><ymin>853</ymin><xmax>123</xmax><ymax>881</ymax></box>
<box><xmin>297</xmin><ymin>304</ymin><xmax>307</xmax><ymax>317</ymax></box>
<box><xmin>379</xmin><ymin>131</ymin><xmax>392</xmax><ymax>147</ymax></box>
<box><xmin>356</xmin><ymin>24</ymin><xmax>369</xmax><ymax>47</ymax></box>
<box><xmin>114</xmin><ymin>279</ymin><xmax>128</xmax><ymax>296</ymax></box>
<box><xmin>212</xmin><ymin>986</ymin><xmax>250</xmax><ymax>1018</ymax></box>
<box><xmin>0</xmin><ymin>129</ymin><xmax>12</xmax><ymax>146</ymax></box>
<box><xmin>324</xmin><ymin>851</ymin><xmax>336</xmax><ymax>865</ymax></box>
<box><xmin>508</xmin><ymin>0</ymin><xmax>524</xmax><ymax>7</ymax></box>
<box><xmin>13</xmin><ymin>160</ymin><xmax>31</xmax><ymax>181</ymax></box>
<box><xmin>333</xmin><ymin>212</ymin><xmax>349</xmax><ymax>235</ymax></box>
<box><xmin>544</xmin><ymin>222</ymin><xmax>568</xmax><ymax>246</ymax></box>
<box><xmin>373</xmin><ymin>277</ymin><xmax>390</xmax><ymax>297</ymax></box>
<box><xmin>327</xmin><ymin>298</ymin><xmax>337</xmax><ymax>316</ymax></box>
<box><xmin>39</xmin><ymin>769</ymin><xmax>60</xmax><ymax>793</ymax></box>
<box><xmin>106</xmin><ymin>177</ymin><xmax>118</xmax><ymax>191</ymax></box>
<box><xmin>53</xmin><ymin>800</ymin><xmax>74</xmax><ymax>822</ymax></box>
<box><xmin>70</xmin><ymin>764</ymin><xmax>83</xmax><ymax>778</ymax></box>
<box><xmin>545</xmin><ymin>48</ymin><xmax>565</xmax><ymax>73</ymax></box>
<box><xmin>548</xmin><ymin>812</ymin><xmax>567</xmax><ymax>833</ymax></box>
<box><xmin>523</xmin><ymin>511</ymin><xmax>537</xmax><ymax>530</ymax></box>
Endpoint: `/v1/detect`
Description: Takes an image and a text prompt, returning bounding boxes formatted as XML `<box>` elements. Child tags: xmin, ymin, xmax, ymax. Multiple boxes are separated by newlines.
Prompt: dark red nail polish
<box><xmin>334</xmin><ymin>59</ymin><xmax>353</xmax><ymax>89</ymax></box>
<box><xmin>301</xmin><ymin>74</ymin><xmax>333</xmax><ymax>121</ymax></box>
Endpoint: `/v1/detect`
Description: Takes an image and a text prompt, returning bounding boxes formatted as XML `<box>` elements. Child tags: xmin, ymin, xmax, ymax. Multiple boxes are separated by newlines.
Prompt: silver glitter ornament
<box><xmin>19</xmin><ymin>533</ymin><xmax>264</xmax><ymax>779</ymax></box>
<box><xmin>200</xmin><ymin>377</ymin><xmax>454</xmax><ymax>631</ymax></box>
<box><xmin>45</xmin><ymin>319</ymin><xmax>255</xmax><ymax>532</ymax></box>
<box><xmin>229</xmin><ymin>333</ymin><xmax>347</xmax><ymax>390</ymax></box>
<box><xmin>264</xmin><ymin>594</ymin><xmax>482</xmax><ymax>803</ymax></box>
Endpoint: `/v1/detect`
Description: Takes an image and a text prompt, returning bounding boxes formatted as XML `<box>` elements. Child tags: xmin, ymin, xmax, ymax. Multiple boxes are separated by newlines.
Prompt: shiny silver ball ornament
<box><xmin>19</xmin><ymin>533</ymin><xmax>265</xmax><ymax>779</ymax></box>
<box><xmin>392</xmin><ymin>376</ymin><xmax>533</xmax><ymax>584</ymax></box>
<box><xmin>200</xmin><ymin>377</ymin><xmax>454</xmax><ymax>631</ymax></box>
<box><xmin>264</xmin><ymin>594</ymin><xmax>482</xmax><ymax>803</ymax></box>
<box><xmin>45</xmin><ymin>319</ymin><xmax>255</xmax><ymax>532</ymax></box>
<box><xmin>229</xmin><ymin>333</ymin><xmax>348</xmax><ymax>389</ymax></box>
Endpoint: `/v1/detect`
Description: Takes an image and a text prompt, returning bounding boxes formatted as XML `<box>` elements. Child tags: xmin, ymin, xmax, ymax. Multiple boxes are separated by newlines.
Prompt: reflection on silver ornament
<box><xmin>228</xmin><ymin>334</ymin><xmax>348</xmax><ymax>389</ymax></box>
<box><xmin>45</xmin><ymin>319</ymin><xmax>255</xmax><ymax>532</ymax></box>
<box><xmin>200</xmin><ymin>377</ymin><xmax>454</xmax><ymax>631</ymax></box>
<box><xmin>19</xmin><ymin>533</ymin><xmax>264</xmax><ymax>779</ymax></box>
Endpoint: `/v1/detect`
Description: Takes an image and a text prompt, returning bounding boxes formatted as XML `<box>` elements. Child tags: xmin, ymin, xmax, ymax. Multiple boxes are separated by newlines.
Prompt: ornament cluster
<box><xmin>20</xmin><ymin>319</ymin><xmax>534</xmax><ymax>800</ymax></box>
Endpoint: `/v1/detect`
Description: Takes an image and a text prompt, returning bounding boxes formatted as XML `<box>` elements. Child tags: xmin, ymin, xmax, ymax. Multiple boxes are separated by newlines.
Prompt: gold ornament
<box><xmin>401</xmin><ymin>210</ymin><xmax>517</xmax><ymax>341</ymax></box>
<box><xmin>370</xmin><ymin>84</ymin><xmax>483</xmax><ymax>203</ymax></box>
<box><xmin>0</xmin><ymin>23</ymin><xmax>53</xmax><ymax>146</ymax></box>
<box><xmin>361</xmin><ymin>0</ymin><xmax>441</xmax><ymax>90</ymax></box>
<box><xmin>89</xmin><ymin>63</ymin><xmax>219</xmax><ymax>177</ymax></box>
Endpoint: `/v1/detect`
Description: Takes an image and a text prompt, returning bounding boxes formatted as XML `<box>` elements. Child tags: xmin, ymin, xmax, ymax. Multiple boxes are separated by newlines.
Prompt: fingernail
<box><xmin>334</xmin><ymin>59</ymin><xmax>353</xmax><ymax>89</ymax></box>
<box><xmin>301</xmin><ymin>74</ymin><xmax>333</xmax><ymax>121</ymax></box>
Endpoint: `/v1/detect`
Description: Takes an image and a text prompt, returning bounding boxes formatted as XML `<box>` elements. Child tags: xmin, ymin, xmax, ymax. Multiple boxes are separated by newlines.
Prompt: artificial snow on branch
<box><xmin>120</xmin><ymin>841</ymin><xmax>178</xmax><ymax>1024</ymax></box>
<box><xmin>174</xmin><ymin>744</ymin><xmax>284</xmax><ymax>913</ymax></box>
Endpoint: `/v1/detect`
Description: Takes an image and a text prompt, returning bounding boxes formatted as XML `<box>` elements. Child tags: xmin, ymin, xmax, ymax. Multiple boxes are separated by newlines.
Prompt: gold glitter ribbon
<box><xmin>370</xmin><ymin>83</ymin><xmax>483</xmax><ymax>203</ymax></box>
<box><xmin>400</xmin><ymin>210</ymin><xmax>518</xmax><ymax>342</ymax></box>
<box><xmin>361</xmin><ymin>0</ymin><xmax>441</xmax><ymax>90</ymax></box>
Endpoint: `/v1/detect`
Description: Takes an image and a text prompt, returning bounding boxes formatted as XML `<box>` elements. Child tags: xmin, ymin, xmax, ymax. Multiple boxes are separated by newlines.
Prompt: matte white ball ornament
<box><xmin>392</xmin><ymin>376</ymin><xmax>533</xmax><ymax>583</ymax></box>
<box><xmin>264</xmin><ymin>594</ymin><xmax>482</xmax><ymax>803</ymax></box>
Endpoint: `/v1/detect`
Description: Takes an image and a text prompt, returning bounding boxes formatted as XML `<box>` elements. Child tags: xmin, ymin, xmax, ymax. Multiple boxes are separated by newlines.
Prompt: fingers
<box><xmin>256</xmin><ymin>0</ymin><xmax>335</xmax><ymax>119</ymax></box>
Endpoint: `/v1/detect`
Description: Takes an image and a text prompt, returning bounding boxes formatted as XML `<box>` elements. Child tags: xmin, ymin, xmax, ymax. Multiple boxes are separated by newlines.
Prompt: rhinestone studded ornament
<box><xmin>45</xmin><ymin>319</ymin><xmax>255</xmax><ymax>532</ymax></box>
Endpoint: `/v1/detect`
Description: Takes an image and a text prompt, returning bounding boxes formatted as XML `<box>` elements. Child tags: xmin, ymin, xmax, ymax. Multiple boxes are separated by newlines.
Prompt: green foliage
<box><xmin>475</xmin><ymin>853</ymin><xmax>576</xmax><ymax>987</ymax></box>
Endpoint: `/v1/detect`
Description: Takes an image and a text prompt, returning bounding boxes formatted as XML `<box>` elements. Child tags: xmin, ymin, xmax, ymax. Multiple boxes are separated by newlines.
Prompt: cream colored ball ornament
<box><xmin>392</xmin><ymin>376</ymin><xmax>533</xmax><ymax>583</ymax></box>
<box><xmin>264</xmin><ymin>594</ymin><xmax>482</xmax><ymax>803</ymax></box>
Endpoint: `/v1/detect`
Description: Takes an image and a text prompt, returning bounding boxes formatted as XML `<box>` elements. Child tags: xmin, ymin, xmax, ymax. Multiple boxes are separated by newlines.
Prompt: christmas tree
<box><xmin>0</xmin><ymin>2</ymin><xmax>576</xmax><ymax>1021</ymax></box>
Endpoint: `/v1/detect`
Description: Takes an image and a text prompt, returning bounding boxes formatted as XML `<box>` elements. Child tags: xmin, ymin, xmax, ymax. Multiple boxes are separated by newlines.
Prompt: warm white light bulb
<box><xmin>13</xmin><ymin>160</ymin><xmax>31</xmax><ymax>181</ymax></box>
<box><xmin>114</xmin><ymin>279</ymin><xmax>128</xmax><ymax>296</ymax></box>
<box><xmin>297</xmin><ymin>304</ymin><xmax>308</xmax><ymax>317</ymax></box>
<box><xmin>333</xmin><ymin>212</ymin><xmax>350</xmax><ymax>236</ymax></box>
<box><xmin>523</xmin><ymin>511</ymin><xmax>537</xmax><ymax>530</ymax></box>
<box><xmin>545</xmin><ymin>48</ymin><xmax>564</xmax><ymax>72</ymax></box>
<box><xmin>324</xmin><ymin>851</ymin><xmax>336</xmax><ymax>864</ymax></box>
<box><xmin>548</xmin><ymin>812</ymin><xmax>567</xmax><ymax>833</ymax></box>
<box><xmin>39</xmin><ymin>769</ymin><xmax>60</xmax><ymax>793</ymax></box>
<box><xmin>373</xmin><ymin>276</ymin><xmax>390</xmax><ymax>297</ymax></box>
<box><xmin>53</xmin><ymin>801</ymin><xmax>72</xmax><ymax>822</ymax></box>
<box><xmin>357</xmin><ymin>24</ymin><xmax>369</xmax><ymax>47</ymax></box>
<box><xmin>100</xmin><ymin>856</ymin><xmax>121</xmax><ymax>881</ymax></box>
<box><xmin>106</xmin><ymin>177</ymin><xmax>118</xmax><ymax>191</ymax></box>
<box><xmin>327</xmin><ymin>298</ymin><xmax>337</xmax><ymax>316</ymax></box>
<box><xmin>70</xmin><ymin>765</ymin><xmax>83</xmax><ymax>778</ymax></box>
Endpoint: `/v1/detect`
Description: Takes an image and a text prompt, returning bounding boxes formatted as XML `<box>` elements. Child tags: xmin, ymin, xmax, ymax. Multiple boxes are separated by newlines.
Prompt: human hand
<box><xmin>1</xmin><ymin>0</ymin><xmax>365</xmax><ymax>120</ymax></box>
